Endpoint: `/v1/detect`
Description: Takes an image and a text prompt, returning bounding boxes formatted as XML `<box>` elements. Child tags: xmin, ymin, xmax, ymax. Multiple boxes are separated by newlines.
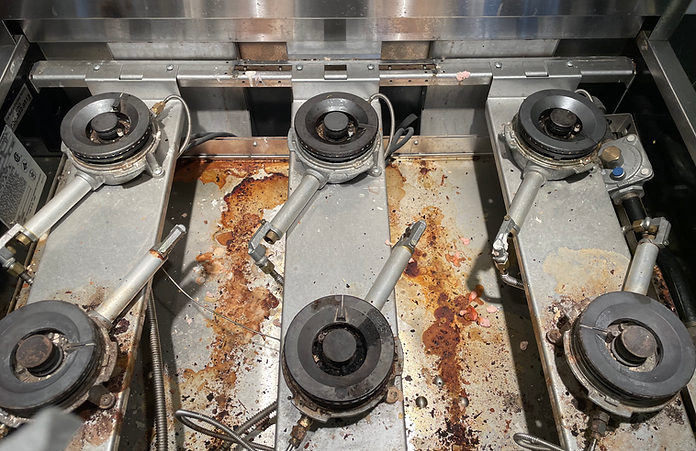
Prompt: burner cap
<box><xmin>283</xmin><ymin>295</ymin><xmax>395</xmax><ymax>414</ymax></box>
<box><xmin>61</xmin><ymin>92</ymin><xmax>153</xmax><ymax>164</ymax></box>
<box><xmin>515</xmin><ymin>89</ymin><xmax>607</xmax><ymax>160</ymax></box>
<box><xmin>0</xmin><ymin>301</ymin><xmax>103</xmax><ymax>417</ymax></box>
<box><xmin>566</xmin><ymin>291</ymin><xmax>696</xmax><ymax>416</ymax></box>
<box><xmin>294</xmin><ymin>92</ymin><xmax>379</xmax><ymax>163</ymax></box>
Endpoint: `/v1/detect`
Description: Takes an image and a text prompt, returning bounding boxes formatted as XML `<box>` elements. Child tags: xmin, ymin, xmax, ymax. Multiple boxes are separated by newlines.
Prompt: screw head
<box><xmin>367</xmin><ymin>63</ymin><xmax>375</xmax><ymax>70</ymax></box>
<box><xmin>494</xmin><ymin>62</ymin><xmax>503</xmax><ymax>69</ymax></box>
<box><xmin>415</xmin><ymin>396</ymin><xmax>428</xmax><ymax>408</ymax></box>
<box><xmin>433</xmin><ymin>375</ymin><xmax>444</xmax><ymax>387</ymax></box>
<box><xmin>546</xmin><ymin>329</ymin><xmax>563</xmax><ymax>346</ymax></box>
<box><xmin>413</xmin><ymin>140</ymin><xmax>419</xmax><ymax>145</ymax></box>
<box><xmin>626</xmin><ymin>134</ymin><xmax>636</xmax><ymax>142</ymax></box>
<box><xmin>567</xmin><ymin>60</ymin><xmax>574</xmax><ymax>67</ymax></box>
<box><xmin>93</xmin><ymin>64</ymin><xmax>101</xmax><ymax>71</ymax></box>
<box><xmin>252</xmin><ymin>141</ymin><xmax>258</xmax><ymax>147</ymax></box>
<box><xmin>166</xmin><ymin>64</ymin><xmax>174</xmax><ymax>71</ymax></box>
<box><xmin>458</xmin><ymin>396</ymin><xmax>469</xmax><ymax>408</ymax></box>
<box><xmin>640</xmin><ymin>168</ymin><xmax>651</xmax><ymax>176</ymax></box>
<box><xmin>296</xmin><ymin>64</ymin><xmax>303</xmax><ymax>71</ymax></box>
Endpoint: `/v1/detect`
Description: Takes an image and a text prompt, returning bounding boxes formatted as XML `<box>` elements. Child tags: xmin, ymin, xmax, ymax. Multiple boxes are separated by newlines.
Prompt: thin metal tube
<box><xmin>368</xmin><ymin>93</ymin><xmax>395</xmax><ymax>157</ymax></box>
<box><xmin>175</xmin><ymin>410</ymin><xmax>257</xmax><ymax>451</ymax></box>
<box><xmin>22</xmin><ymin>174</ymin><xmax>96</xmax><ymax>241</ymax></box>
<box><xmin>161</xmin><ymin>94</ymin><xmax>192</xmax><ymax>157</ymax></box>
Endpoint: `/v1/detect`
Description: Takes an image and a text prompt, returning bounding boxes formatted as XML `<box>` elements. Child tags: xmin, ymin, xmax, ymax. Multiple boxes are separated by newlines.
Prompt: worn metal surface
<box><xmin>183</xmin><ymin>136</ymin><xmax>492</xmax><ymax>158</ymax></box>
<box><xmin>485</xmin><ymin>91</ymin><xmax>696</xmax><ymax>450</ymax></box>
<box><xmin>18</xmin><ymin>97</ymin><xmax>184</xmax><ymax>451</ymax></box>
<box><xmin>29</xmin><ymin>58</ymin><xmax>635</xmax><ymax>90</ymax></box>
<box><xmin>118</xmin><ymin>148</ymin><xmax>557</xmax><ymax>450</ymax></box>
<box><xmin>120</xmin><ymin>159</ymin><xmax>288</xmax><ymax>451</ymax></box>
<box><xmin>0</xmin><ymin>0</ymin><xmax>670</xmax><ymax>44</ymax></box>
<box><xmin>387</xmin><ymin>158</ymin><xmax>555</xmax><ymax>450</ymax></box>
<box><xmin>637</xmin><ymin>31</ymin><xmax>696</xmax><ymax>166</ymax></box>
<box><xmin>0</xmin><ymin>34</ymin><xmax>29</xmax><ymax>111</ymax></box>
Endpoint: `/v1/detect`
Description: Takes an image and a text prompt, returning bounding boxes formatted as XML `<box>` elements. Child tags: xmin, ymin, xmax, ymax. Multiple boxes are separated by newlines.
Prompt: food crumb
<box><xmin>520</xmin><ymin>341</ymin><xmax>529</xmax><ymax>351</ymax></box>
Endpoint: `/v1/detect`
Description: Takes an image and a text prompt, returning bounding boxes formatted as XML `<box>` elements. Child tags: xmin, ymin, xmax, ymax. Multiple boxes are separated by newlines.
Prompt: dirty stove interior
<box><xmin>0</xmin><ymin>14</ymin><xmax>695</xmax><ymax>451</ymax></box>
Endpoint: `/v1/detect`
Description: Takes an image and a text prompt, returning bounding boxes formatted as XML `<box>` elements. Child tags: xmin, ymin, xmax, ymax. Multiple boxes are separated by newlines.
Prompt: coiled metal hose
<box><xmin>148</xmin><ymin>293</ymin><xmax>168</xmax><ymax>451</ymax></box>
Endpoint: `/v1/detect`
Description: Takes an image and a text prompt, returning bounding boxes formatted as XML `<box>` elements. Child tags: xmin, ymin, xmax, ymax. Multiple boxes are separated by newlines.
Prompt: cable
<box><xmin>368</xmin><ymin>93</ymin><xmax>395</xmax><ymax>159</ymax></box>
<box><xmin>154</xmin><ymin>94</ymin><xmax>192</xmax><ymax>157</ymax></box>
<box><xmin>513</xmin><ymin>433</ymin><xmax>567</xmax><ymax>451</ymax></box>
<box><xmin>148</xmin><ymin>291</ymin><xmax>169</xmax><ymax>451</ymax></box>
<box><xmin>161</xmin><ymin>269</ymin><xmax>280</xmax><ymax>342</ymax></box>
<box><xmin>385</xmin><ymin>113</ymin><xmax>418</xmax><ymax>160</ymax></box>
<box><xmin>175</xmin><ymin>410</ymin><xmax>259</xmax><ymax>451</ymax></box>
<box><xmin>184</xmin><ymin>132</ymin><xmax>237</xmax><ymax>152</ymax></box>
<box><xmin>575</xmin><ymin>89</ymin><xmax>593</xmax><ymax>100</ymax></box>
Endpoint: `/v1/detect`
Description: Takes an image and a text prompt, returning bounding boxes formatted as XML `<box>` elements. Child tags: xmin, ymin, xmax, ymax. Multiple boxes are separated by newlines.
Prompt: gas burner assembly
<box><xmin>280</xmin><ymin>220</ymin><xmax>425</xmax><ymax>449</ymax></box>
<box><xmin>249</xmin><ymin>91</ymin><xmax>386</xmax><ymax>284</ymax></box>
<box><xmin>492</xmin><ymin>89</ymin><xmax>609</xmax><ymax>280</ymax></box>
<box><xmin>564</xmin><ymin>291</ymin><xmax>696</xmax><ymax>418</ymax></box>
<box><xmin>0</xmin><ymin>225</ymin><xmax>185</xmax><ymax>428</ymax></box>
<box><xmin>0</xmin><ymin>91</ymin><xmax>188</xmax><ymax>283</ymax></box>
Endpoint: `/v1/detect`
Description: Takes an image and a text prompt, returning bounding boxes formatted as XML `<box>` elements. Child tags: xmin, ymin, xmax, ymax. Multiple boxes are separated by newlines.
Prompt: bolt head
<box><xmin>415</xmin><ymin>396</ymin><xmax>428</xmax><ymax>408</ymax></box>
<box><xmin>626</xmin><ymin>134</ymin><xmax>636</xmax><ymax>142</ymax></box>
<box><xmin>252</xmin><ymin>141</ymin><xmax>258</xmax><ymax>147</ymax></box>
<box><xmin>495</xmin><ymin>62</ymin><xmax>503</xmax><ymax>69</ymax></box>
<box><xmin>93</xmin><ymin>64</ymin><xmax>101</xmax><ymax>71</ymax></box>
<box><xmin>640</xmin><ymin>168</ymin><xmax>651</xmax><ymax>176</ymax></box>
<box><xmin>546</xmin><ymin>329</ymin><xmax>563</xmax><ymax>345</ymax></box>
<box><xmin>433</xmin><ymin>375</ymin><xmax>444</xmax><ymax>387</ymax></box>
<box><xmin>367</xmin><ymin>63</ymin><xmax>375</xmax><ymax>70</ymax></box>
<box><xmin>296</xmin><ymin>64</ymin><xmax>303</xmax><ymax>71</ymax></box>
<box><xmin>413</xmin><ymin>140</ymin><xmax>419</xmax><ymax>145</ymax></box>
<box><xmin>166</xmin><ymin>64</ymin><xmax>174</xmax><ymax>71</ymax></box>
<box><xmin>567</xmin><ymin>60</ymin><xmax>574</xmax><ymax>67</ymax></box>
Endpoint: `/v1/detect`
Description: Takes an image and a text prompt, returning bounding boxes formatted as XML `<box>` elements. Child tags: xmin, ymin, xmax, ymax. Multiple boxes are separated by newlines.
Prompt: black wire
<box><xmin>385</xmin><ymin>113</ymin><xmax>418</xmax><ymax>160</ymax></box>
<box><xmin>184</xmin><ymin>132</ymin><xmax>237</xmax><ymax>152</ymax></box>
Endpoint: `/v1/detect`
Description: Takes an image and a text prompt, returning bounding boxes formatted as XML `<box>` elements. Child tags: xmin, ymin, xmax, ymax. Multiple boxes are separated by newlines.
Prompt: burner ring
<box><xmin>566</xmin><ymin>291</ymin><xmax>696</xmax><ymax>415</ymax></box>
<box><xmin>294</xmin><ymin>92</ymin><xmax>379</xmax><ymax>163</ymax></box>
<box><xmin>61</xmin><ymin>92</ymin><xmax>153</xmax><ymax>164</ymax></box>
<box><xmin>283</xmin><ymin>295</ymin><xmax>395</xmax><ymax>415</ymax></box>
<box><xmin>516</xmin><ymin>89</ymin><xmax>607</xmax><ymax>160</ymax></box>
<box><xmin>0</xmin><ymin>301</ymin><xmax>104</xmax><ymax>418</ymax></box>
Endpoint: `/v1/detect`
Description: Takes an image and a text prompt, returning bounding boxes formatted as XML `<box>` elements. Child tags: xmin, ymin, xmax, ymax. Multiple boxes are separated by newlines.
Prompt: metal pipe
<box><xmin>623</xmin><ymin>240</ymin><xmax>660</xmax><ymax>295</ymax></box>
<box><xmin>94</xmin><ymin>224</ymin><xmax>186</xmax><ymax>326</ymax></box>
<box><xmin>365</xmin><ymin>220</ymin><xmax>426</xmax><ymax>311</ymax></box>
<box><xmin>508</xmin><ymin>169</ymin><xmax>546</xmax><ymax>228</ymax></box>
<box><xmin>21</xmin><ymin>174</ymin><xmax>98</xmax><ymax>242</ymax></box>
<box><xmin>268</xmin><ymin>173</ymin><xmax>322</xmax><ymax>241</ymax></box>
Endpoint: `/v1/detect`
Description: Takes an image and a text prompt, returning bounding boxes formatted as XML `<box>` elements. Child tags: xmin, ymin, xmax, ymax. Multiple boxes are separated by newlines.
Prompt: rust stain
<box><xmin>174</xmin><ymin>160</ymin><xmax>287</xmax><ymax>436</ymax></box>
<box><xmin>388</xmin><ymin>163</ymin><xmax>488</xmax><ymax>450</ymax></box>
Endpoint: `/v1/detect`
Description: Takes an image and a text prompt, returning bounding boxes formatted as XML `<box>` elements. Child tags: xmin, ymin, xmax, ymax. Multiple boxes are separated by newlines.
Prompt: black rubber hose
<box><xmin>622</xmin><ymin>195</ymin><xmax>646</xmax><ymax>224</ymax></box>
<box><xmin>184</xmin><ymin>132</ymin><xmax>237</xmax><ymax>152</ymax></box>
<box><xmin>657</xmin><ymin>248</ymin><xmax>696</xmax><ymax>326</ymax></box>
<box><xmin>148</xmin><ymin>294</ymin><xmax>168</xmax><ymax>451</ymax></box>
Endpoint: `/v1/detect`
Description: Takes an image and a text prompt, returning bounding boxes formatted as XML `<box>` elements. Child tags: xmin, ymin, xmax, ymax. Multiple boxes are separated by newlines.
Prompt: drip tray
<box><xmin>119</xmin><ymin>156</ymin><xmax>553</xmax><ymax>451</ymax></box>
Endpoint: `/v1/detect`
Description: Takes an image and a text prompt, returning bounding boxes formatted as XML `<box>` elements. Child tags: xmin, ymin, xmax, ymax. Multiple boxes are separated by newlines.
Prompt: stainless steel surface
<box><xmin>649</xmin><ymin>0</ymin><xmax>692</xmax><ymax>41</ymax></box>
<box><xmin>0</xmin><ymin>0</ymin><xmax>674</xmax><ymax>45</ymax></box>
<box><xmin>108</xmin><ymin>43</ymin><xmax>237</xmax><ymax>61</ymax></box>
<box><xmin>21</xmin><ymin>174</ymin><xmax>95</xmax><ymax>242</ymax></box>
<box><xmin>29</xmin><ymin>58</ymin><xmax>636</xmax><ymax>90</ymax></box>
<box><xmin>94</xmin><ymin>225</ymin><xmax>186</xmax><ymax>325</ymax></box>
<box><xmin>637</xmin><ymin>31</ymin><xmax>696</xmax><ymax>165</ymax></box>
<box><xmin>486</xmin><ymin>76</ymin><xmax>696</xmax><ymax>450</ymax></box>
<box><xmin>275</xmin><ymin>67</ymin><xmax>408</xmax><ymax>451</ymax></box>
<box><xmin>0</xmin><ymin>34</ymin><xmax>29</xmax><ymax>112</ymax></box>
<box><xmin>623</xmin><ymin>241</ymin><xmax>661</xmax><ymax>295</ymax></box>
<box><xmin>431</xmin><ymin>40</ymin><xmax>559</xmax><ymax>58</ymax></box>
<box><xmin>21</xmin><ymin>92</ymin><xmax>184</xmax><ymax>451</ymax></box>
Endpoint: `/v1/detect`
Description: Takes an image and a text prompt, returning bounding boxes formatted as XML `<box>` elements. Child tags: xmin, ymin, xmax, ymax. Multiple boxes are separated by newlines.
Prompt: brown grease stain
<box><xmin>176</xmin><ymin>160</ymin><xmax>287</xmax><ymax>430</ymax></box>
<box><xmin>388</xmin><ymin>164</ymin><xmax>480</xmax><ymax>449</ymax></box>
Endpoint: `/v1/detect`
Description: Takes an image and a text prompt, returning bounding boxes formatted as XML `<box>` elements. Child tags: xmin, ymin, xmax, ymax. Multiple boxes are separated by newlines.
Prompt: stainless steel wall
<box><xmin>0</xmin><ymin>0</ymin><xmax>673</xmax><ymax>43</ymax></box>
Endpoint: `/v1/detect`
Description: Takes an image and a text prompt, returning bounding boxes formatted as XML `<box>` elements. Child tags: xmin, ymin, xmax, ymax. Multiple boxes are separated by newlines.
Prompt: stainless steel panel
<box><xmin>485</xmin><ymin>79</ymin><xmax>696</xmax><ymax>450</ymax></box>
<box><xmin>431</xmin><ymin>40</ymin><xmax>558</xmax><ymax>58</ymax></box>
<box><xmin>23</xmin><ymin>95</ymin><xmax>184</xmax><ymax>451</ymax></box>
<box><xmin>637</xmin><ymin>31</ymin><xmax>696</xmax><ymax>165</ymax></box>
<box><xmin>108</xmin><ymin>43</ymin><xmax>238</xmax><ymax>60</ymax></box>
<box><xmin>0</xmin><ymin>35</ymin><xmax>29</xmax><ymax>112</ymax></box>
<box><xmin>180</xmin><ymin>88</ymin><xmax>252</xmax><ymax>137</ymax></box>
<box><xmin>29</xmin><ymin>58</ymin><xmax>635</xmax><ymax>91</ymax></box>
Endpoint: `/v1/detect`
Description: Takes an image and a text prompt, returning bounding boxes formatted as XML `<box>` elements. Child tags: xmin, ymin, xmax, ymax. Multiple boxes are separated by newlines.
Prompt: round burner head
<box><xmin>565</xmin><ymin>291</ymin><xmax>696</xmax><ymax>417</ymax></box>
<box><xmin>0</xmin><ymin>301</ymin><xmax>104</xmax><ymax>418</ymax></box>
<box><xmin>283</xmin><ymin>295</ymin><xmax>395</xmax><ymax>420</ymax></box>
<box><xmin>515</xmin><ymin>89</ymin><xmax>607</xmax><ymax>160</ymax></box>
<box><xmin>61</xmin><ymin>92</ymin><xmax>153</xmax><ymax>164</ymax></box>
<box><xmin>294</xmin><ymin>92</ymin><xmax>379</xmax><ymax>163</ymax></box>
